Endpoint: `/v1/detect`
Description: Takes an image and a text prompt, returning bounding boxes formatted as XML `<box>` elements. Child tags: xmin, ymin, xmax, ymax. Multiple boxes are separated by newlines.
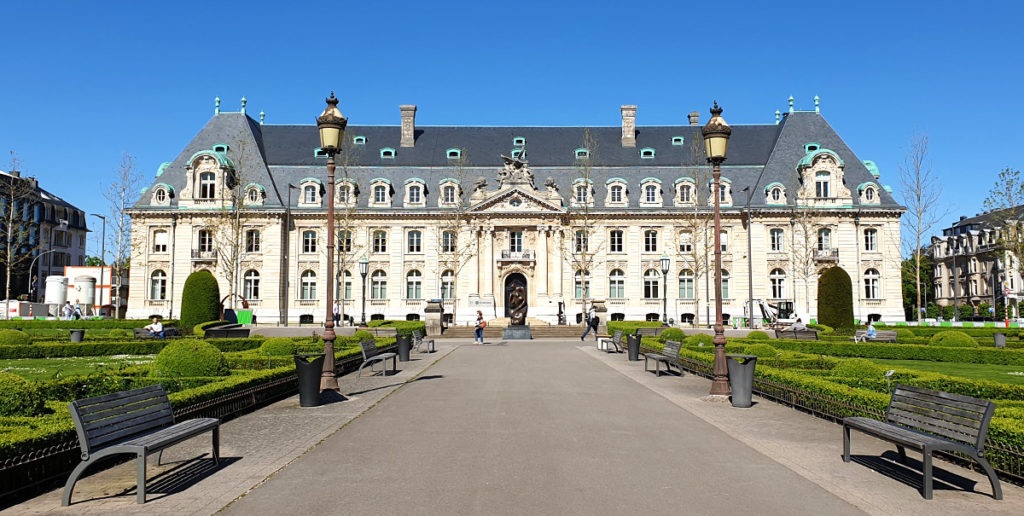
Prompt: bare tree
<box><xmin>437</xmin><ymin>149</ymin><xmax>477</xmax><ymax>325</ymax></box>
<box><xmin>206</xmin><ymin>134</ymin><xmax>255</xmax><ymax>314</ymax></box>
<box><xmin>0</xmin><ymin>152</ymin><xmax>44</xmax><ymax>304</ymax></box>
<box><xmin>898</xmin><ymin>134</ymin><xmax>945</xmax><ymax>323</ymax></box>
<box><xmin>673</xmin><ymin>136</ymin><xmax>713</xmax><ymax>326</ymax></box>
<box><xmin>103</xmin><ymin>152</ymin><xmax>142</xmax><ymax>318</ymax></box>
<box><xmin>790</xmin><ymin>206</ymin><xmax>820</xmax><ymax>317</ymax></box>
<box><xmin>559</xmin><ymin>130</ymin><xmax>604</xmax><ymax>324</ymax></box>
<box><xmin>984</xmin><ymin>166</ymin><xmax>1024</xmax><ymax>315</ymax></box>
<box><xmin>330</xmin><ymin>136</ymin><xmax>364</xmax><ymax>325</ymax></box>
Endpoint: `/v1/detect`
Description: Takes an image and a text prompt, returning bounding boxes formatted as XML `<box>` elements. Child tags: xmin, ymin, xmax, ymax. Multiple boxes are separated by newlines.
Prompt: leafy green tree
<box><xmin>926</xmin><ymin>303</ymin><xmax>939</xmax><ymax>319</ymax></box>
<box><xmin>997</xmin><ymin>302</ymin><xmax>1006</xmax><ymax>320</ymax></box>
<box><xmin>901</xmin><ymin>252</ymin><xmax>933</xmax><ymax>320</ymax></box>
<box><xmin>179</xmin><ymin>270</ymin><xmax>220</xmax><ymax>333</ymax></box>
<box><xmin>84</xmin><ymin>256</ymin><xmax>103</xmax><ymax>266</ymax></box>
<box><xmin>978</xmin><ymin>302</ymin><xmax>992</xmax><ymax>320</ymax></box>
<box><xmin>941</xmin><ymin>305</ymin><xmax>955</xmax><ymax>320</ymax></box>
<box><xmin>984</xmin><ymin>167</ymin><xmax>1024</xmax><ymax>296</ymax></box>
<box><xmin>958</xmin><ymin>304</ymin><xmax>975</xmax><ymax>321</ymax></box>
<box><xmin>816</xmin><ymin>266</ymin><xmax>854</xmax><ymax>333</ymax></box>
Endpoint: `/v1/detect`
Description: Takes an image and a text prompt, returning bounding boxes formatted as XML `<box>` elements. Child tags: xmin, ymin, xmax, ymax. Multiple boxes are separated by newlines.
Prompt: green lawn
<box><xmin>867</xmin><ymin>358</ymin><xmax>1024</xmax><ymax>385</ymax></box>
<box><xmin>0</xmin><ymin>355</ymin><xmax>155</xmax><ymax>381</ymax></box>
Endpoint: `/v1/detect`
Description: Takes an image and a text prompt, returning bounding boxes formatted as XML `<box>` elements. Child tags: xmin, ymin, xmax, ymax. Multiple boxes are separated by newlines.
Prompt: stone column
<box><xmin>536</xmin><ymin>226</ymin><xmax>548</xmax><ymax>296</ymax></box>
<box><xmin>483</xmin><ymin>227</ymin><xmax>494</xmax><ymax>297</ymax></box>
<box><xmin>553</xmin><ymin>230</ymin><xmax>564</xmax><ymax>298</ymax></box>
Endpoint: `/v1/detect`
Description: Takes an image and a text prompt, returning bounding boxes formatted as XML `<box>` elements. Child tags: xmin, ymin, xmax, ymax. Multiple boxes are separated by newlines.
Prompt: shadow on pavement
<box><xmin>73</xmin><ymin>455</ymin><xmax>239</xmax><ymax>505</ymax></box>
<box><xmin>346</xmin><ymin>374</ymin><xmax>444</xmax><ymax>397</ymax></box>
<box><xmin>848</xmin><ymin>451</ymin><xmax>981</xmax><ymax>496</ymax></box>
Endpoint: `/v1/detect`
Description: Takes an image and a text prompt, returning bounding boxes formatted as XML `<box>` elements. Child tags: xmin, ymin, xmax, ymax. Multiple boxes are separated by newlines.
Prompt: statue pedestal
<box><xmin>424</xmin><ymin>299</ymin><xmax>444</xmax><ymax>337</ymax></box>
<box><xmin>503</xmin><ymin>325</ymin><xmax>532</xmax><ymax>340</ymax></box>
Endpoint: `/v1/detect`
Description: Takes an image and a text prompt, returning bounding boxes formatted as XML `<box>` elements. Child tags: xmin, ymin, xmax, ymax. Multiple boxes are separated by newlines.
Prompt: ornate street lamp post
<box><xmin>661</xmin><ymin>252</ymin><xmax>670</xmax><ymax>326</ymax></box>
<box><xmin>315</xmin><ymin>92</ymin><xmax>347</xmax><ymax>393</ymax></box>
<box><xmin>701</xmin><ymin>102</ymin><xmax>732</xmax><ymax>396</ymax></box>
<box><xmin>359</xmin><ymin>256</ymin><xmax>369</xmax><ymax>326</ymax></box>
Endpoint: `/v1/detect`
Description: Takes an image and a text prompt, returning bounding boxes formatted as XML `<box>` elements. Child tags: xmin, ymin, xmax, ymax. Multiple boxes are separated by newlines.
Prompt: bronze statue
<box><xmin>508</xmin><ymin>284</ymin><xmax>528</xmax><ymax>326</ymax></box>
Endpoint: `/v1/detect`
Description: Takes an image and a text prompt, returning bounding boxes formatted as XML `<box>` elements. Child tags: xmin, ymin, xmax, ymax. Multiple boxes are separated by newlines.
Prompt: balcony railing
<box><xmin>499</xmin><ymin>249</ymin><xmax>535</xmax><ymax>261</ymax></box>
<box><xmin>191</xmin><ymin>249</ymin><xmax>217</xmax><ymax>261</ymax></box>
<box><xmin>813</xmin><ymin>248</ymin><xmax>839</xmax><ymax>261</ymax></box>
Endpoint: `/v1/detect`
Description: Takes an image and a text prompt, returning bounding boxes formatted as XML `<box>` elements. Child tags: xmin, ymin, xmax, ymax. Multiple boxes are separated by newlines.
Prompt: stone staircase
<box><xmin>438</xmin><ymin>319</ymin><xmax>589</xmax><ymax>339</ymax></box>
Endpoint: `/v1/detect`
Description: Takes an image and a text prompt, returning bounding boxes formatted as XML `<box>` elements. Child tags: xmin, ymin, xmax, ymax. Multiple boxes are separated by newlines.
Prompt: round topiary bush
<box><xmin>659</xmin><ymin>328</ymin><xmax>685</xmax><ymax>343</ymax></box>
<box><xmin>180</xmin><ymin>270</ymin><xmax>221</xmax><ymax>334</ymax></box>
<box><xmin>0</xmin><ymin>329</ymin><xmax>31</xmax><ymax>347</ymax></box>
<box><xmin>151</xmin><ymin>340</ymin><xmax>229</xmax><ymax>377</ymax></box>
<box><xmin>0</xmin><ymin>372</ymin><xmax>44</xmax><ymax>416</ymax></box>
<box><xmin>354</xmin><ymin>330</ymin><xmax>374</xmax><ymax>342</ymax></box>
<box><xmin>744</xmin><ymin>343</ymin><xmax>778</xmax><ymax>357</ymax></box>
<box><xmin>832</xmin><ymin>358</ymin><xmax>886</xmax><ymax>379</ymax></box>
<box><xmin>817</xmin><ymin>266</ymin><xmax>855</xmax><ymax>334</ymax></box>
<box><xmin>260</xmin><ymin>337</ymin><xmax>297</xmax><ymax>356</ymax></box>
<box><xmin>745</xmin><ymin>330</ymin><xmax>771</xmax><ymax>340</ymax></box>
<box><xmin>896</xmin><ymin>328</ymin><xmax>916</xmax><ymax>341</ymax></box>
<box><xmin>928</xmin><ymin>330</ymin><xmax>978</xmax><ymax>348</ymax></box>
<box><xmin>686</xmin><ymin>333</ymin><xmax>714</xmax><ymax>347</ymax></box>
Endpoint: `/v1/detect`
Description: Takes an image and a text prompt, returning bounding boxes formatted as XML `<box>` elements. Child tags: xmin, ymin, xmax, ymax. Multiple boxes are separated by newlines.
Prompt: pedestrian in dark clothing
<box><xmin>581</xmin><ymin>306</ymin><xmax>598</xmax><ymax>341</ymax></box>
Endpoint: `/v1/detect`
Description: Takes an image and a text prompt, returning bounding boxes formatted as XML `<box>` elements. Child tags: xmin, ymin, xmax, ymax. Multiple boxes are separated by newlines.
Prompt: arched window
<box><xmin>243</xmin><ymin>270</ymin><xmax>260</xmax><ymax>299</ymax></box>
<box><xmin>406</xmin><ymin>270</ymin><xmax>422</xmax><ymax>299</ymax></box>
<box><xmin>442</xmin><ymin>231</ymin><xmax>456</xmax><ymax>253</ymax></box>
<box><xmin>441</xmin><ymin>270</ymin><xmax>455</xmax><ymax>300</ymax></box>
<box><xmin>300</xmin><ymin>270</ymin><xmax>317</xmax><ymax>300</ymax></box>
<box><xmin>865</xmin><ymin>187</ymin><xmax>875</xmax><ymax>201</ymax></box>
<box><xmin>574</xmin><ymin>270</ymin><xmax>590</xmax><ymax>299</ymax></box>
<box><xmin>155</xmin><ymin>189</ymin><xmax>166</xmax><ymax>203</ymax></box>
<box><xmin>610</xmin><ymin>185</ymin><xmax>623</xmax><ymax>203</ymax></box>
<box><xmin>150</xmin><ymin>270</ymin><xmax>167</xmax><ymax>300</ymax></box>
<box><xmin>864</xmin><ymin>269</ymin><xmax>880</xmax><ymax>299</ymax></box>
<box><xmin>770</xmin><ymin>187</ymin><xmax>781</xmax><ymax>202</ymax></box>
<box><xmin>152</xmin><ymin>230</ymin><xmax>168</xmax><ymax>253</ymax></box>
<box><xmin>608</xmin><ymin>269</ymin><xmax>625</xmax><ymax>299</ymax></box>
<box><xmin>864</xmin><ymin>228</ymin><xmax>877</xmax><ymax>251</ymax></box>
<box><xmin>408</xmin><ymin>230</ymin><xmax>422</xmax><ymax>253</ymax></box>
<box><xmin>817</xmin><ymin>228</ymin><xmax>831</xmax><ymax>250</ymax></box>
<box><xmin>199</xmin><ymin>172</ymin><xmax>216</xmax><ymax>199</ymax></box>
<box><xmin>245</xmin><ymin>229</ymin><xmax>261</xmax><ymax>253</ymax></box>
<box><xmin>303</xmin><ymin>185</ymin><xmax>318</xmax><ymax>204</ymax></box>
<box><xmin>645</xmin><ymin>184</ymin><xmax>658</xmax><ymax>203</ymax></box>
<box><xmin>679</xmin><ymin>184</ymin><xmax>692</xmax><ymax>203</ymax></box>
<box><xmin>373</xmin><ymin>230</ymin><xmax>387</xmax><ymax>253</ymax></box>
<box><xmin>247</xmin><ymin>188</ymin><xmax>259</xmax><ymax>203</ymax></box>
<box><xmin>302</xmin><ymin>230</ymin><xmax>317</xmax><ymax>253</ymax></box>
<box><xmin>197</xmin><ymin>229</ymin><xmax>213</xmax><ymax>253</ymax></box>
<box><xmin>643</xmin><ymin>269</ymin><xmax>660</xmax><ymax>299</ymax></box>
<box><xmin>721</xmin><ymin>270</ymin><xmax>730</xmax><ymax>299</ymax></box>
<box><xmin>644</xmin><ymin>230</ymin><xmax>658</xmax><ymax>253</ymax></box>
<box><xmin>770</xmin><ymin>269</ymin><xmax>786</xmax><ymax>299</ymax></box>
<box><xmin>719</xmin><ymin>184</ymin><xmax>728</xmax><ymax>202</ymax></box>
<box><xmin>409</xmin><ymin>185</ymin><xmax>422</xmax><ymax>204</ymax></box>
<box><xmin>815</xmin><ymin>172</ymin><xmax>830</xmax><ymax>197</ymax></box>
<box><xmin>770</xmin><ymin>228</ymin><xmax>784</xmax><ymax>251</ymax></box>
<box><xmin>679</xmin><ymin>269</ymin><xmax>694</xmax><ymax>299</ymax></box>
<box><xmin>371</xmin><ymin>270</ymin><xmax>387</xmax><ymax>299</ymax></box>
<box><xmin>443</xmin><ymin>185</ymin><xmax>456</xmax><ymax>204</ymax></box>
<box><xmin>374</xmin><ymin>185</ymin><xmax>388</xmax><ymax>203</ymax></box>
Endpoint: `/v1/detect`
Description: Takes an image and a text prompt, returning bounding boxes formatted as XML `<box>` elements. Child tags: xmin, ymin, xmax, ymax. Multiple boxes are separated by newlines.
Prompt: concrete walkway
<box><xmin>7</xmin><ymin>339</ymin><xmax>1023</xmax><ymax>515</ymax></box>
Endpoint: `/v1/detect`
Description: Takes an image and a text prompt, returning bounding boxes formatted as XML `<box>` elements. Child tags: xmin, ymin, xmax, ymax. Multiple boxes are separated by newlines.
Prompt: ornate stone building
<box><xmin>127</xmin><ymin>99</ymin><xmax>905</xmax><ymax>324</ymax></box>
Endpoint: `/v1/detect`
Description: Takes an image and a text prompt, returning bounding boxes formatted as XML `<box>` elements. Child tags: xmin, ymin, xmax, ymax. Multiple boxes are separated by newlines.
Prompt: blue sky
<box><xmin>1</xmin><ymin>1</ymin><xmax>1022</xmax><ymax>255</ymax></box>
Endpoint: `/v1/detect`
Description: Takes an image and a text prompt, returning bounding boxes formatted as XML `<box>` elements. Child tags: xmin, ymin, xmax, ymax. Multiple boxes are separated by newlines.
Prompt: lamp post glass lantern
<box><xmin>701</xmin><ymin>101</ymin><xmax>732</xmax><ymax>397</ymax></box>
<box><xmin>315</xmin><ymin>92</ymin><xmax>347</xmax><ymax>393</ymax></box>
<box><xmin>661</xmin><ymin>253</ymin><xmax>670</xmax><ymax>326</ymax></box>
<box><xmin>359</xmin><ymin>256</ymin><xmax>369</xmax><ymax>325</ymax></box>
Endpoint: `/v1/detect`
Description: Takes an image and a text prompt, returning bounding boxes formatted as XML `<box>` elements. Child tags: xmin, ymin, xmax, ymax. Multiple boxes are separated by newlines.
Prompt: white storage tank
<box><xmin>74</xmin><ymin>276</ymin><xmax>97</xmax><ymax>312</ymax></box>
<box><xmin>44</xmin><ymin>276</ymin><xmax>68</xmax><ymax>305</ymax></box>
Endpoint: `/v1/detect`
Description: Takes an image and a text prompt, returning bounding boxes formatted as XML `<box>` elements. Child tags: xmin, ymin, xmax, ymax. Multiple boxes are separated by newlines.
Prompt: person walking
<box><xmin>474</xmin><ymin>310</ymin><xmax>486</xmax><ymax>344</ymax></box>
<box><xmin>332</xmin><ymin>301</ymin><xmax>341</xmax><ymax>326</ymax></box>
<box><xmin>62</xmin><ymin>301</ymin><xmax>73</xmax><ymax>321</ymax></box>
<box><xmin>581</xmin><ymin>305</ymin><xmax>598</xmax><ymax>341</ymax></box>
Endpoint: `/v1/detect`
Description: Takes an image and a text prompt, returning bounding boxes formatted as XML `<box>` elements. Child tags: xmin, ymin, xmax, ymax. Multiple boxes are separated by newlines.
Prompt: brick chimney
<box><xmin>400</xmin><ymin>105</ymin><xmax>417</xmax><ymax>147</ymax></box>
<box><xmin>620</xmin><ymin>105</ymin><xmax>637</xmax><ymax>147</ymax></box>
<box><xmin>688</xmin><ymin>111</ymin><xmax>700</xmax><ymax>126</ymax></box>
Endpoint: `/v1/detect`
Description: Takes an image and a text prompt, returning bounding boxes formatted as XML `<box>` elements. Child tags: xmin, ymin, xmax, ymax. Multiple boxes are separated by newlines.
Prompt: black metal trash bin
<box><xmin>726</xmin><ymin>354</ymin><xmax>758</xmax><ymax>408</ymax></box>
<box><xmin>627</xmin><ymin>334</ymin><xmax>641</xmax><ymax>361</ymax></box>
<box><xmin>69</xmin><ymin>329</ymin><xmax>85</xmax><ymax>343</ymax></box>
<box><xmin>396</xmin><ymin>335</ymin><xmax>412</xmax><ymax>362</ymax></box>
<box><xmin>294</xmin><ymin>354</ymin><xmax>325</xmax><ymax>407</ymax></box>
<box><xmin>995</xmin><ymin>332</ymin><xmax>1007</xmax><ymax>348</ymax></box>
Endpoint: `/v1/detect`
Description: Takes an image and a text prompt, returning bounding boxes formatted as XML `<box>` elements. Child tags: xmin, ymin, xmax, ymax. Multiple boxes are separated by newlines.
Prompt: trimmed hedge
<box><xmin>746</xmin><ymin>330</ymin><xmax>771</xmax><ymax>340</ymax></box>
<box><xmin>744</xmin><ymin>343</ymin><xmax>779</xmax><ymax>357</ymax></box>
<box><xmin>928</xmin><ymin>330</ymin><xmax>978</xmax><ymax>348</ymax></box>
<box><xmin>260</xmin><ymin>337</ymin><xmax>297</xmax><ymax>356</ymax></box>
<box><xmin>767</xmin><ymin>339</ymin><xmax>1024</xmax><ymax>366</ymax></box>
<box><xmin>366</xmin><ymin>320</ymin><xmax>427</xmax><ymax>336</ymax></box>
<box><xmin>194</xmin><ymin>319</ymin><xmax>229</xmax><ymax>336</ymax></box>
<box><xmin>180</xmin><ymin>270</ymin><xmax>221</xmax><ymax>334</ymax></box>
<box><xmin>0</xmin><ymin>337</ymin><xmax>268</xmax><ymax>359</ymax></box>
<box><xmin>659</xmin><ymin>328</ymin><xmax>685</xmax><ymax>343</ymax></box>
<box><xmin>0</xmin><ymin>372</ymin><xmax>44</xmax><ymax>416</ymax></box>
<box><xmin>0</xmin><ymin>330</ymin><xmax>31</xmax><ymax>347</ymax></box>
<box><xmin>0</xmin><ymin>320</ymin><xmax>179</xmax><ymax>330</ymax></box>
<box><xmin>686</xmin><ymin>333</ymin><xmax>714</xmax><ymax>347</ymax></box>
<box><xmin>817</xmin><ymin>267</ymin><xmax>854</xmax><ymax>333</ymax></box>
<box><xmin>151</xmin><ymin>340</ymin><xmax>229</xmax><ymax>377</ymax></box>
<box><xmin>607</xmin><ymin>321</ymin><xmax>664</xmax><ymax>335</ymax></box>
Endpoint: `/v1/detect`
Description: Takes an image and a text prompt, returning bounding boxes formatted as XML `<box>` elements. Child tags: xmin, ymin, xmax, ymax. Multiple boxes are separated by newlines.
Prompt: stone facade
<box><xmin>127</xmin><ymin>101</ymin><xmax>905</xmax><ymax>324</ymax></box>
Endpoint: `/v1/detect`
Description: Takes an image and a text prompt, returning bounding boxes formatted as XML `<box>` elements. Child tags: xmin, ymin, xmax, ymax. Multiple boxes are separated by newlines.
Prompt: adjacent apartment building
<box><xmin>127</xmin><ymin>98</ymin><xmax>905</xmax><ymax>325</ymax></box>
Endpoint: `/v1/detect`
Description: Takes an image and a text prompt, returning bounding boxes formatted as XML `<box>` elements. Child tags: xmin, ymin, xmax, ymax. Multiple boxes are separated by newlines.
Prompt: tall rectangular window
<box><xmin>510</xmin><ymin>231</ymin><xmax>522</xmax><ymax>253</ymax></box>
<box><xmin>770</xmin><ymin>228</ymin><xmax>783</xmax><ymax>251</ymax></box>
<box><xmin>408</xmin><ymin>230</ymin><xmax>422</xmax><ymax>253</ymax></box>
<box><xmin>864</xmin><ymin>228</ymin><xmax>877</xmax><ymax>251</ymax></box>
<box><xmin>679</xmin><ymin>231</ymin><xmax>692</xmax><ymax>253</ymax></box>
<box><xmin>609</xmin><ymin>230</ymin><xmax>623</xmax><ymax>253</ymax></box>
<box><xmin>644</xmin><ymin>230</ymin><xmax>658</xmax><ymax>253</ymax></box>
<box><xmin>373</xmin><ymin>231</ymin><xmax>387</xmax><ymax>253</ymax></box>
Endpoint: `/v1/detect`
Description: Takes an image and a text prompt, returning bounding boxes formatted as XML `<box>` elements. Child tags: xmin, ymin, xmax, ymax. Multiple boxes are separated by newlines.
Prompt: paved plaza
<box><xmin>7</xmin><ymin>339</ymin><xmax>1023</xmax><ymax>515</ymax></box>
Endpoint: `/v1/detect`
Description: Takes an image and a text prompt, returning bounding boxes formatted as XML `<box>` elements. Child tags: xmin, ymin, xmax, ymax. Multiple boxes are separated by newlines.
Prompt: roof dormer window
<box><xmin>353</xmin><ymin>135</ymin><xmax>366</xmax><ymax>145</ymax></box>
<box><xmin>574</xmin><ymin>148</ymin><xmax>590</xmax><ymax>160</ymax></box>
<box><xmin>314</xmin><ymin>147</ymin><xmax>329</xmax><ymax>159</ymax></box>
<box><xmin>513</xmin><ymin>136</ymin><xmax>526</xmax><ymax>146</ymax></box>
<box><xmin>212</xmin><ymin>143</ymin><xmax>229</xmax><ymax>153</ymax></box>
<box><xmin>380</xmin><ymin>148</ymin><xmax>395</xmax><ymax>159</ymax></box>
<box><xmin>511</xmin><ymin>149</ymin><xmax>523</xmax><ymax>158</ymax></box>
<box><xmin>446</xmin><ymin>148</ymin><xmax>462</xmax><ymax>160</ymax></box>
<box><xmin>804</xmin><ymin>142</ymin><xmax>820</xmax><ymax>153</ymax></box>
<box><xmin>640</xmin><ymin>148</ymin><xmax>655</xmax><ymax>159</ymax></box>
<box><xmin>671</xmin><ymin>136</ymin><xmax>684</xmax><ymax>146</ymax></box>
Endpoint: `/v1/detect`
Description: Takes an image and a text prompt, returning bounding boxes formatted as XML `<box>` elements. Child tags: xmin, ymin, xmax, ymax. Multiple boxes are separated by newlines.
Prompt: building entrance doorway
<box><xmin>504</xmin><ymin>273</ymin><xmax>527</xmax><ymax>319</ymax></box>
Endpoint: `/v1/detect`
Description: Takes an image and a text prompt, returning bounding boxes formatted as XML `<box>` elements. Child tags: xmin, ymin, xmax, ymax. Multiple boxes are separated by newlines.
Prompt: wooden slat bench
<box><xmin>598</xmin><ymin>330</ymin><xmax>624</xmax><ymax>353</ymax></box>
<box><xmin>367</xmin><ymin>327</ymin><xmax>399</xmax><ymax>337</ymax></box>
<box><xmin>357</xmin><ymin>339</ymin><xmax>397</xmax><ymax>378</ymax></box>
<box><xmin>412</xmin><ymin>330</ymin><xmax>435</xmax><ymax>353</ymax></box>
<box><xmin>842</xmin><ymin>384</ymin><xmax>1001</xmax><ymax>500</ymax></box>
<box><xmin>851</xmin><ymin>329</ymin><xmax>898</xmax><ymax>343</ymax></box>
<box><xmin>643</xmin><ymin>340</ymin><xmax>683</xmax><ymax>377</ymax></box>
<box><xmin>774</xmin><ymin>329</ymin><xmax>819</xmax><ymax>340</ymax></box>
<box><xmin>635</xmin><ymin>327</ymin><xmax>665</xmax><ymax>338</ymax></box>
<box><xmin>63</xmin><ymin>384</ymin><xmax>220</xmax><ymax>505</ymax></box>
<box><xmin>133</xmin><ymin>327</ymin><xmax>180</xmax><ymax>339</ymax></box>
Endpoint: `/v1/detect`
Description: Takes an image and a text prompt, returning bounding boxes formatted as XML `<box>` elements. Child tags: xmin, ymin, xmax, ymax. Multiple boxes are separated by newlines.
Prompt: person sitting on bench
<box><xmin>144</xmin><ymin>317</ymin><xmax>165</xmax><ymax>339</ymax></box>
<box><xmin>855</xmin><ymin>321</ymin><xmax>877</xmax><ymax>343</ymax></box>
<box><xmin>790</xmin><ymin>318</ymin><xmax>807</xmax><ymax>331</ymax></box>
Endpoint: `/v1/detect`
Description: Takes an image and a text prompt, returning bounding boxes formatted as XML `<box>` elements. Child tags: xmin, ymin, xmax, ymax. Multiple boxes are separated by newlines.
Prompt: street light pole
<box><xmin>702</xmin><ymin>102</ymin><xmax>732</xmax><ymax>397</ymax></box>
<box><xmin>283</xmin><ymin>184</ymin><xmax>296</xmax><ymax>327</ymax></box>
<box><xmin>90</xmin><ymin>214</ymin><xmax>106</xmax><ymax>309</ymax></box>
<box><xmin>359</xmin><ymin>256</ymin><xmax>369</xmax><ymax>326</ymax></box>
<box><xmin>661</xmin><ymin>252</ymin><xmax>670</xmax><ymax>326</ymax></box>
<box><xmin>743</xmin><ymin>186</ymin><xmax>754</xmax><ymax>329</ymax></box>
<box><xmin>316</xmin><ymin>92</ymin><xmax>347</xmax><ymax>393</ymax></box>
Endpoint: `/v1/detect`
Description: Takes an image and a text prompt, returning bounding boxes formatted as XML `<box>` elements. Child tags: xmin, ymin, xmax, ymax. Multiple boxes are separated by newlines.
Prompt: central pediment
<box><xmin>468</xmin><ymin>186</ymin><xmax>564</xmax><ymax>214</ymax></box>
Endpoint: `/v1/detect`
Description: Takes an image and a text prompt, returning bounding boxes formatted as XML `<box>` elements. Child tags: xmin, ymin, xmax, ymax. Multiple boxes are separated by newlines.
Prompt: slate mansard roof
<box><xmin>135</xmin><ymin>108</ymin><xmax>903</xmax><ymax>213</ymax></box>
